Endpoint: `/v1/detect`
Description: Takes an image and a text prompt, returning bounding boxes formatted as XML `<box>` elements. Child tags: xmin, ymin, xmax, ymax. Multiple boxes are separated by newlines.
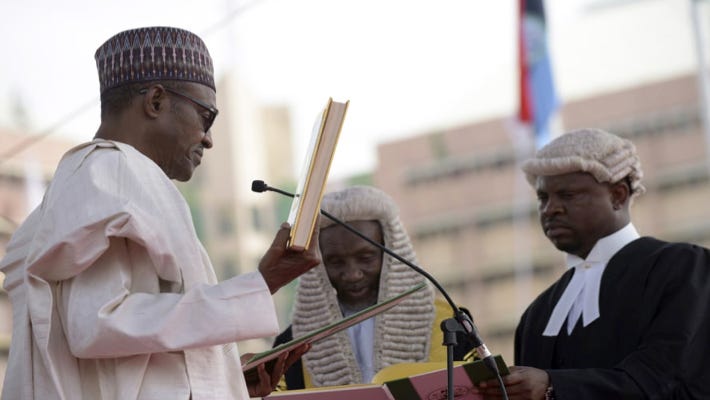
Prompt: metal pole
<box><xmin>689</xmin><ymin>0</ymin><xmax>710</xmax><ymax>171</ymax></box>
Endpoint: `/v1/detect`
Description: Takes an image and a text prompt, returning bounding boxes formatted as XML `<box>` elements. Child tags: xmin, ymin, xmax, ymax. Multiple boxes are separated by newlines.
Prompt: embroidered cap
<box><xmin>95</xmin><ymin>26</ymin><xmax>215</xmax><ymax>95</ymax></box>
<box><xmin>522</xmin><ymin>128</ymin><xmax>645</xmax><ymax>198</ymax></box>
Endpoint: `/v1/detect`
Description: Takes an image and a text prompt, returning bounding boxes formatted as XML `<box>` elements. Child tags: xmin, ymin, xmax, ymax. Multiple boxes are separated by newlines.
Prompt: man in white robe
<box><xmin>0</xmin><ymin>26</ymin><xmax>320</xmax><ymax>400</ymax></box>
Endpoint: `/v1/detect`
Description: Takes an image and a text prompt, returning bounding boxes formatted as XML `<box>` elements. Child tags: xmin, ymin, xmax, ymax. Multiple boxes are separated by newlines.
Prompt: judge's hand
<box><xmin>475</xmin><ymin>366</ymin><xmax>549</xmax><ymax>400</ymax></box>
<box><xmin>243</xmin><ymin>343</ymin><xmax>311</xmax><ymax>397</ymax></box>
<box><xmin>259</xmin><ymin>220</ymin><xmax>321</xmax><ymax>294</ymax></box>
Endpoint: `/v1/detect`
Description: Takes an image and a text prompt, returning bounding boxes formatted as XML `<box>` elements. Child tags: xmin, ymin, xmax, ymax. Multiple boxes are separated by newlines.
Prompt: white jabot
<box><xmin>543</xmin><ymin>223</ymin><xmax>640</xmax><ymax>336</ymax></box>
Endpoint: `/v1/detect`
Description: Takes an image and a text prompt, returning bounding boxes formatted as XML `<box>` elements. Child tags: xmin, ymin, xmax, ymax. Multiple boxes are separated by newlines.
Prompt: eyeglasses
<box><xmin>139</xmin><ymin>87</ymin><xmax>219</xmax><ymax>132</ymax></box>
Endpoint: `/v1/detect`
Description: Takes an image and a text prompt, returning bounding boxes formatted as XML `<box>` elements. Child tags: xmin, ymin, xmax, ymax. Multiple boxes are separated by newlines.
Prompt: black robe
<box><xmin>515</xmin><ymin>237</ymin><xmax>710</xmax><ymax>399</ymax></box>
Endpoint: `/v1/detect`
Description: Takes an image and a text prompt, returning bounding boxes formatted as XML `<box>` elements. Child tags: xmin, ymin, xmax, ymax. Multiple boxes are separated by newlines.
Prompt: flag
<box><xmin>518</xmin><ymin>0</ymin><xmax>559</xmax><ymax>149</ymax></box>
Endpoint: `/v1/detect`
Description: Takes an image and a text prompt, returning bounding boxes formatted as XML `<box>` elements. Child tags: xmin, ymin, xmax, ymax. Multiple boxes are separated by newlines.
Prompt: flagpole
<box><xmin>509</xmin><ymin>122</ymin><xmax>535</xmax><ymax>315</ymax></box>
<box><xmin>513</xmin><ymin>0</ymin><xmax>560</xmax><ymax>314</ymax></box>
<box><xmin>513</xmin><ymin>0</ymin><xmax>533</xmax><ymax>315</ymax></box>
<box><xmin>689</xmin><ymin>0</ymin><xmax>710</xmax><ymax>171</ymax></box>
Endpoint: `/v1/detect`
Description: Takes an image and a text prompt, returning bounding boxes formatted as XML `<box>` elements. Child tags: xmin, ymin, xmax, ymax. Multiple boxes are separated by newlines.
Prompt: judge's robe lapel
<box><xmin>523</xmin><ymin>237</ymin><xmax>668</xmax><ymax>368</ymax></box>
<box><xmin>538</xmin><ymin>270</ymin><xmax>573</xmax><ymax>368</ymax></box>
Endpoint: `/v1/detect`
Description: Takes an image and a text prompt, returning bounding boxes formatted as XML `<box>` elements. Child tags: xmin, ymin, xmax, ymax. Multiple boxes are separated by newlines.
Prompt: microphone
<box><xmin>251</xmin><ymin>180</ymin><xmax>297</xmax><ymax>198</ymax></box>
<box><xmin>251</xmin><ymin>180</ymin><xmax>506</xmax><ymax>396</ymax></box>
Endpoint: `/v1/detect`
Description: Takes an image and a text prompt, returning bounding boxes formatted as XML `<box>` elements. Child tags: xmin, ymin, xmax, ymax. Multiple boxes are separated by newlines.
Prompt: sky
<box><xmin>0</xmin><ymin>0</ymin><xmax>707</xmax><ymax>179</ymax></box>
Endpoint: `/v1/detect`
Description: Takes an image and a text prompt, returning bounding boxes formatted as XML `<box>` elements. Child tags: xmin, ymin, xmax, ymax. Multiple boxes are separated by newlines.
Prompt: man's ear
<box><xmin>142</xmin><ymin>85</ymin><xmax>167</xmax><ymax>118</ymax></box>
<box><xmin>610</xmin><ymin>180</ymin><xmax>630</xmax><ymax>210</ymax></box>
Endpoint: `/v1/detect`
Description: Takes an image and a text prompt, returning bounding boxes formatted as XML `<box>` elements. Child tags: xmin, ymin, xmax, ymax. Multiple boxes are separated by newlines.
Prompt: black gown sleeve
<box><xmin>547</xmin><ymin>244</ymin><xmax>710</xmax><ymax>400</ymax></box>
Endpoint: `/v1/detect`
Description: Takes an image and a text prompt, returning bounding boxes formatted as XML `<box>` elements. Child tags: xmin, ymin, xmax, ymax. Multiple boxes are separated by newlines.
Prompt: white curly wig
<box><xmin>291</xmin><ymin>186</ymin><xmax>435</xmax><ymax>387</ymax></box>
<box><xmin>522</xmin><ymin>128</ymin><xmax>645</xmax><ymax>198</ymax></box>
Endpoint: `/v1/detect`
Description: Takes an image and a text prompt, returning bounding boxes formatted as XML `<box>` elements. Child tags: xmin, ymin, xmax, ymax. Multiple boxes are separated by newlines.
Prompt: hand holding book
<box><xmin>257</xmin><ymin>221</ymin><xmax>322</xmax><ymax>294</ymax></box>
<box><xmin>243</xmin><ymin>343</ymin><xmax>311</xmax><ymax>398</ymax></box>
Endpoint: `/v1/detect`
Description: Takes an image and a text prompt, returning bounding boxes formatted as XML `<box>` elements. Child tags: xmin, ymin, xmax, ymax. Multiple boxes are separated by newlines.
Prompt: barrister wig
<box><xmin>522</xmin><ymin>128</ymin><xmax>646</xmax><ymax>198</ymax></box>
<box><xmin>291</xmin><ymin>186</ymin><xmax>436</xmax><ymax>387</ymax></box>
<box><xmin>94</xmin><ymin>26</ymin><xmax>215</xmax><ymax>95</ymax></box>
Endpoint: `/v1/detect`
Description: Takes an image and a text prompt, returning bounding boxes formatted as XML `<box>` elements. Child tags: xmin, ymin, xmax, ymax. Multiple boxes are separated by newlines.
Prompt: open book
<box><xmin>382</xmin><ymin>356</ymin><xmax>509</xmax><ymax>400</ymax></box>
<box><xmin>242</xmin><ymin>282</ymin><xmax>426</xmax><ymax>375</ymax></box>
<box><xmin>286</xmin><ymin>98</ymin><xmax>349</xmax><ymax>250</ymax></box>
<box><xmin>263</xmin><ymin>356</ymin><xmax>509</xmax><ymax>400</ymax></box>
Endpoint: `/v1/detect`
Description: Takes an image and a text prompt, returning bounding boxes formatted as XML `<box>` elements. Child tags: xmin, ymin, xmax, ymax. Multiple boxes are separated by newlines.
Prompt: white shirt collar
<box><xmin>543</xmin><ymin>223</ymin><xmax>640</xmax><ymax>336</ymax></box>
<box><xmin>565</xmin><ymin>222</ymin><xmax>641</xmax><ymax>269</ymax></box>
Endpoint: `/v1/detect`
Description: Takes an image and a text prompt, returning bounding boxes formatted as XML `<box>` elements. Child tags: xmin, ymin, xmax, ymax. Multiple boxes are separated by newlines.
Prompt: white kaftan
<box><xmin>0</xmin><ymin>140</ymin><xmax>279</xmax><ymax>399</ymax></box>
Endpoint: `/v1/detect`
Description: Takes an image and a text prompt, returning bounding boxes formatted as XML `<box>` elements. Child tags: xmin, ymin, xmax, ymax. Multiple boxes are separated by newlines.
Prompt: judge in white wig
<box><xmin>477</xmin><ymin>128</ymin><xmax>710</xmax><ymax>400</ymax></box>
<box><xmin>274</xmin><ymin>186</ymin><xmax>475</xmax><ymax>389</ymax></box>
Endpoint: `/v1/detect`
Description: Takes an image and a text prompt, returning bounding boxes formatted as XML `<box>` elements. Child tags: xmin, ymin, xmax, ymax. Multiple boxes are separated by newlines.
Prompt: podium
<box><xmin>264</xmin><ymin>356</ymin><xmax>508</xmax><ymax>400</ymax></box>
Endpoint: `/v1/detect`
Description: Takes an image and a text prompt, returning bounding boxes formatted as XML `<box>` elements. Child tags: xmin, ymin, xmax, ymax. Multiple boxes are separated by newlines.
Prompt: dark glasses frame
<box><xmin>139</xmin><ymin>87</ymin><xmax>219</xmax><ymax>132</ymax></box>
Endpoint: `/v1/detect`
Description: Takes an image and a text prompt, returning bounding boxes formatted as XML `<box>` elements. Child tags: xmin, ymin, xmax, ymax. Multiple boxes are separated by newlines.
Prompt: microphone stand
<box><xmin>441</xmin><ymin>318</ymin><xmax>465</xmax><ymax>400</ymax></box>
<box><xmin>252</xmin><ymin>180</ymin><xmax>508</xmax><ymax>400</ymax></box>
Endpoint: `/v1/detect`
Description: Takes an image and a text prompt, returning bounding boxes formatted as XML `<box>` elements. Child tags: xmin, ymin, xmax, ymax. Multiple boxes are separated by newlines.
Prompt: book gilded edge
<box><xmin>287</xmin><ymin>98</ymin><xmax>349</xmax><ymax>250</ymax></box>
